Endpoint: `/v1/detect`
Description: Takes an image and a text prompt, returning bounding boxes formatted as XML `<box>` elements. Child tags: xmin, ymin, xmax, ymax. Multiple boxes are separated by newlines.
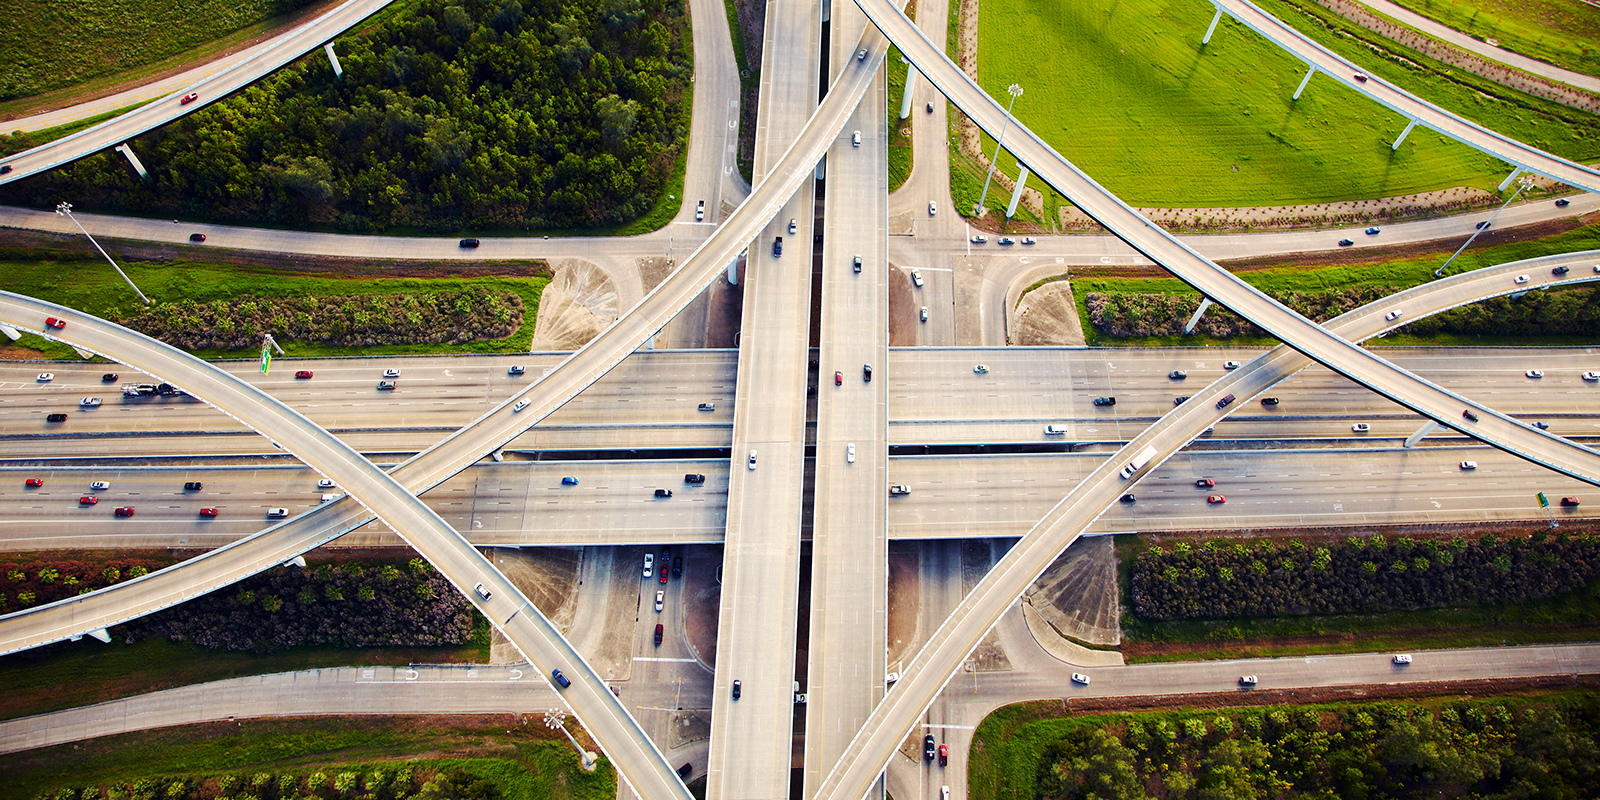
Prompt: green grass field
<box><xmin>1</xmin><ymin>251</ymin><xmax>549</xmax><ymax>359</ymax></box>
<box><xmin>0</xmin><ymin>0</ymin><xmax>328</xmax><ymax>102</ymax></box>
<box><xmin>887</xmin><ymin>47</ymin><xmax>915</xmax><ymax>193</ymax></box>
<box><xmin>0</xmin><ymin>716</ymin><xmax>614</xmax><ymax>800</ymax></box>
<box><xmin>972</xmin><ymin>0</ymin><xmax>1600</xmax><ymax>208</ymax></box>
<box><xmin>1386</xmin><ymin>0</ymin><xmax>1600</xmax><ymax>79</ymax></box>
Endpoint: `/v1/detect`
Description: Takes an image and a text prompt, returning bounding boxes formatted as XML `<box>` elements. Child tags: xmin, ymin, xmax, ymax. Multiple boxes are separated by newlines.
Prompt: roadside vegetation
<box><xmin>0</xmin><ymin>0</ymin><xmax>324</xmax><ymax>102</ymax></box>
<box><xmin>886</xmin><ymin>45</ymin><xmax>914</xmax><ymax>194</ymax></box>
<box><xmin>1385</xmin><ymin>0</ymin><xmax>1600</xmax><ymax>79</ymax></box>
<box><xmin>0</xmin><ymin>251</ymin><xmax>549</xmax><ymax>359</ymax></box>
<box><xmin>0</xmin><ymin>716</ymin><xmax>614</xmax><ymax>800</ymax></box>
<box><xmin>970</xmin><ymin>691</ymin><xmax>1600</xmax><ymax>800</ymax></box>
<box><xmin>0</xmin><ymin>0</ymin><xmax>692</xmax><ymax>235</ymax></box>
<box><xmin>969</xmin><ymin>0</ymin><xmax>1599</xmax><ymax>210</ymax></box>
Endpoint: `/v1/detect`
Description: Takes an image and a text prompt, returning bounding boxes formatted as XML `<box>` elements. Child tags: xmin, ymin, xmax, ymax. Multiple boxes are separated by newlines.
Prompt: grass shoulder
<box><xmin>1384</xmin><ymin>0</ymin><xmax>1600</xmax><ymax>80</ymax></box>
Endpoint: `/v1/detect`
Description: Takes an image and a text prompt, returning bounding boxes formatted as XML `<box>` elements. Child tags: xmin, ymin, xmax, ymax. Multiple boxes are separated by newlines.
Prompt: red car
<box><xmin>1195</xmin><ymin>479</ymin><xmax>1215</xmax><ymax>488</ymax></box>
<box><xmin>113</xmin><ymin>506</ymin><xmax>135</xmax><ymax>517</ymax></box>
<box><xmin>44</xmin><ymin>317</ymin><xmax>66</xmax><ymax>329</ymax></box>
<box><xmin>180</xmin><ymin>92</ymin><xmax>199</xmax><ymax>105</ymax></box>
<box><xmin>1207</xmin><ymin>495</ymin><xmax>1226</xmax><ymax>504</ymax></box>
<box><xmin>294</xmin><ymin>370</ymin><xmax>313</xmax><ymax>379</ymax></box>
<box><xmin>199</xmin><ymin>507</ymin><xmax>218</xmax><ymax>517</ymax></box>
<box><xmin>24</xmin><ymin>478</ymin><xmax>43</xmax><ymax>488</ymax></box>
<box><xmin>659</xmin><ymin>567</ymin><xmax>669</xmax><ymax>584</ymax></box>
<box><xmin>834</xmin><ymin>370</ymin><xmax>843</xmax><ymax>386</ymax></box>
<box><xmin>938</xmin><ymin>744</ymin><xmax>948</xmax><ymax>767</ymax></box>
<box><xmin>79</xmin><ymin>496</ymin><xmax>98</xmax><ymax>505</ymax></box>
<box><xmin>1561</xmin><ymin>497</ymin><xmax>1581</xmax><ymax>507</ymax></box>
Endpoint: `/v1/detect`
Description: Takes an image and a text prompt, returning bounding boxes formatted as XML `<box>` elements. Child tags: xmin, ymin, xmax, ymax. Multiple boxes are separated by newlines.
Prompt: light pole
<box><xmin>543</xmin><ymin>708</ymin><xmax>598</xmax><ymax>770</ymax></box>
<box><xmin>1435</xmin><ymin>175</ymin><xmax>1535</xmax><ymax>278</ymax></box>
<box><xmin>974</xmin><ymin>83</ymin><xmax>1023</xmax><ymax>219</ymax></box>
<box><xmin>55</xmin><ymin>202</ymin><xmax>151</xmax><ymax>305</ymax></box>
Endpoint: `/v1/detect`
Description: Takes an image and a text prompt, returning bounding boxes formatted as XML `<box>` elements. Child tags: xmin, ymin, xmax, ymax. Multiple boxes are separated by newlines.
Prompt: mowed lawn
<box><xmin>1387</xmin><ymin>0</ymin><xmax>1600</xmax><ymax>79</ymax></box>
<box><xmin>973</xmin><ymin>0</ymin><xmax>1595</xmax><ymax>207</ymax></box>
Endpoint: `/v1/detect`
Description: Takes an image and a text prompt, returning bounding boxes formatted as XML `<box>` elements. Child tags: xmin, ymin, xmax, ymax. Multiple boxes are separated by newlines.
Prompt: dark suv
<box><xmin>684</xmin><ymin>473</ymin><xmax>706</xmax><ymax>484</ymax></box>
<box><xmin>773</xmin><ymin>236</ymin><xmax>783</xmax><ymax>256</ymax></box>
<box><xmin>924</xmin><ymin>735</ymin><xmax>937</xmax><ymax>761</ymax></box>
<box><xmin>183</xmin><ymin>481</ymin><xmax>203</xmax><ymax>491</ymax></box>
<box><xmin>1092</xmin><ymin>396</ymin><xmax>1116</xmax><ymax>407</ymax></box>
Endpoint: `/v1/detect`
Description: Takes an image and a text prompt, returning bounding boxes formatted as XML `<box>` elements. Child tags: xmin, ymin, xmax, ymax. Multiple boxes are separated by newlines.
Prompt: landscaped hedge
<box><xmin>1131</xmin><ymin>532</ymin><xmax>1600</xmax><ymax>620</ymax></box>
<box><xmin>0</xmin><ymin>558</ymin><xmax>166</xmax><ymax>613</ymax></box>
<box><xmin>39</xmin><ymin>764</ymin><xmax>497</xmax><ymax>800</ymax></box>
<box><xmin>115</xmin><ymin>289</ymin><xmax>522</xmax><ymax>350</ymax></box>
<box><xmin>122</xmin><ymin>559</ymin><xmax>473</xmax><ymax>653</ymax></box>
<box><xmin>1034</xmin><ymin>697</ymin><xmax>1600</xmax><ymax>799</ymax></box>
<box><xmin>1086</xmin><ymin>285</ymin><xmax>1600</xmax><ymax>339</ymax></box>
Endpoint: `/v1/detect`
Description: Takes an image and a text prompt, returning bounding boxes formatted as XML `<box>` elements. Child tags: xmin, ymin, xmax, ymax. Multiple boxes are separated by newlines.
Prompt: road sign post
<box><xmin>1537</xmin><ymin>492</ymin><xmax>1557</xmax><ymax>527</ymax></box>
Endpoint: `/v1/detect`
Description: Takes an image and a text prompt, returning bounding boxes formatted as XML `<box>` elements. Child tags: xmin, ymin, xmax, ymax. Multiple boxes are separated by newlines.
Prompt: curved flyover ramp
<box><xmin>0</xmin><ymin>293</ymin><xmax>691</xmax><ymax>800</ymax></box>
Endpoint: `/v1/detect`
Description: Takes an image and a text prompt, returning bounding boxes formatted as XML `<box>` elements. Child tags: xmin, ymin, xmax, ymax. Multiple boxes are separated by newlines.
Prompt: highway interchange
<box><xmin>2</xmin><ymin>0</ymin><xmax>1600</xmax><ymax>798</ymax></box>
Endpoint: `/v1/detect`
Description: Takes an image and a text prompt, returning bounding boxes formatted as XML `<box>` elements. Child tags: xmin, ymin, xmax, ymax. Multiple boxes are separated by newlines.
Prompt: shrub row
<box><xmin>1038</xmin><ymin>697</ymin><xmax>1599</xmax><ymax>799</ymax></box>
<box><xmin>1085</xmin><ymin>285</ymin><xmax>1600</xmax><ymax>339</ymax></box>
<box><xmin>0</xmin><ymin>558</ymin><xmax>165</xmax><ymax>612</ymax></box>
<box><xmin>121</xmin><ymin>559</ymin><xmax>473</xmax><ymax>654</ymax></box>
<box><xmin>114</xmin><ymin>289</ymin><xmax>522</xmax><ymax>350</ymax></box>
<box><xmin>37</xmin><ymin>764</ymin><xmax>495</xmax><ymax>800</ymax></box>
<box><xmin>1131</xmin><ymin>531</ymin><xmax>1600</xmax><ymax>620</ymax></box>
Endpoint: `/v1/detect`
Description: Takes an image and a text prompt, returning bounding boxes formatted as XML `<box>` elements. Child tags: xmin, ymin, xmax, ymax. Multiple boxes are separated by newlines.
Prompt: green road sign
<box><xmin>261</xmin><ymin>345</ymin><xmax>271</xmax><ymax>374</ymax></box>
<box><xmin>1538</xmin><ymin>492</ymin><xmax>1549</xmax><ymax>508</ymax></box>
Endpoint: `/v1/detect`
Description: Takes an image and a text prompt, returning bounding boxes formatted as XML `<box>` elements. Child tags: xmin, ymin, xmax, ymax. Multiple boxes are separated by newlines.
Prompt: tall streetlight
<box><xmin>1435</xmin><ymin>175</ymin><xmax>1535</xmax><ymax>278</ymax></box>
<box><xmin>974</xmin><ymin>83</ymin><xmax>1024</xmax><ymax>219</ymax></box>
<box><xmin>55</xmin><ymin>202</ymin><xmax>151</xmax><ymax>305</ymax></box>
<box><xmin>543</xmin><ymin>708</ymin><xmax>598</xmax><ymax>770</ymax></box>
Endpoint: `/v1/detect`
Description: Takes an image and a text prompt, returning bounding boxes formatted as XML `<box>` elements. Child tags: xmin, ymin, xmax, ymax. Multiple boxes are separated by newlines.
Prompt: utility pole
<box><xmin>56</xmin><ymin>202</ymin><xmax>150</xmax><ymax>304</ymax></box>
<box><xmin>974</xmin><ymin>84</ymin><xmax>1023</xmax><ymax>219</ymax></box>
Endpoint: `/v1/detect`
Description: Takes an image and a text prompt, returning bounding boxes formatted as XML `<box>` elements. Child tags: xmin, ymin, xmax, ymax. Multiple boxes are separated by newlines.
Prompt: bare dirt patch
<box><xmin>529</xmin><ymin>259</ymin><xmax>620</xmax><ymax>351</ymax></box>
<box><xmin>887</xmin><ymin>264</ymin><xmax>920</xmax><ymax>346</ymax></box>
<box><xmin>487</xmin><ymin>547</ymin><xmax>582</xmax><ymax>664</ymax></box>
<box><xmin>1024</xmin><ymin>536</ymin><xmax>1120</xmax><ymax>647</ymax></box>
<box><xmin>671</xmin><ymin>708</ymin><xmax>713</xmax><ymax>747</ymax></box>
<box><xmin>1013</xmin><ymin>280</ymin><xmax>1086</xmax><ymax>347</ymax></box>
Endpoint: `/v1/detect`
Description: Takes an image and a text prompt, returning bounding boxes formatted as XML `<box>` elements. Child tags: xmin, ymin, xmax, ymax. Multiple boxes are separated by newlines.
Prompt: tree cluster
<box><xmin>0</xmin><ymin>558</ymin><xmax>162</xmax><ymax>613</ymax></box>
<box><xmin>0</xmin><ymin>0</ymin><xmax>690</xmax><ymax>232</ymax></box>
<box><xmin>1085</xmin><ymin>285</ymin><xmax>1600</xmax><ymax>339</ymax></box>
<box><xmin>38</xmin><ymin>765</ymin><xmax>497</xmax><ymax>800</ymax></box>
<box><xmin>1131</xmin><ymin>531</ymin><xmax>1600</xmax><ymax>620</ymax></box>
<box><xmin>115</xmin><ymin>289</ymin><xmax>522</xmax><ymax>351</ymax></box>
<box><xmin>1037</xmin><ymin>698</ymin><xmax>1600</xmax><ymax>799</ymax></box>
<box><xmin>122</xmin><ymin>560</ymin><xmax>474</xmax><ymax>653</ymax></box>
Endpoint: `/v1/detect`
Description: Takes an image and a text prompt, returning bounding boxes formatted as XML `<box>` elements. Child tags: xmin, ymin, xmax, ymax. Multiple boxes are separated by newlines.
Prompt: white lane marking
<box><xmin>924</xmin><ymin>723</ymin><xmax>976</xmax><ymax>730</ymax></box>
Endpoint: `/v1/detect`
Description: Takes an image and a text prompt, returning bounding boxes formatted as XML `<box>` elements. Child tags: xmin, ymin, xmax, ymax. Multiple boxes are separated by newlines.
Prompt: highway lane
<box><xmin>704</xmin><ymin>0</ymin><xmax>825</xmax><ymax>791</ymax></box>
<box><xmin>0</xmin><ymin>0</ymin><xmax>397</xmax><ymax>185</ymax></box>
<box><xmin>1211</xmin><ymin>0</ymin><xmax>1600</xmax><ymax>192</ymax></box>
<box><xmin>804</xmin><ymin>5</ymin><xmax>894</xmax><ymax>793</ymax></box>
<box><xmin>0</xmin><ymin>19</ymin><xmax>895</xmax><ymax>659</ymax></box>
<box><xmin>0</xmin><ymin>295</ymin><xmax>695</xmax><ymax>800</ymax></box>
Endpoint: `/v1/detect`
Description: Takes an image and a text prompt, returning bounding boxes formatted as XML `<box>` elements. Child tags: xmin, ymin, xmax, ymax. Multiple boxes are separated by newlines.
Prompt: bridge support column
<box><xmin>1202</xmin><ymin>6</ymin><xmax>1223</xmax><ymax>44</ymax></box>
<box><xmin>87</xmin><ymin>628</ymin><xmax>111</xmax><ymax>643</ymax></box>
<box><xmin>1004</xmin><ymin>165</ymin><xmax>1030</xmax><ymax>219</ymax></box>
<box><xmin>283</xmin><ymin>555</ymin><xmax>307</xmax><ymax>568</ymax></box>
<box><xmin>491</xmin><ymin>449</ymin><xmax>505</xmax><ymax>462</ymax></box>
<box><xmin>114</xmin><ymin>143</ymin><xmax>147</xmax><ymax>178</ymax></box>
<box><xmin>1292</xmin><ymin>65</ymin><xmax>1315</xmax><ymax>100</ymax></box>
<box><xmin>726</xmin><ymin>254</ymin><xmax>740</xmax><ymax>285</ymax></box>
<box><xmin>324</xmin><ymin>43</ymin><xmax>344</xmax><ymax>79</ymax></box>
<box><xmin>1404</xmin><ymin>420</ymin><xmax>1439</xmax><ymax>448</ymax></box>
<box><xmin>1391</xmin><ymin>119</ymin><xmax>1419</xmax><ymax>150</ymax></box>
<box><xmin>1184</xmin><ymin>298</ymin><xmax>1214</xmax><ymax>334</ymax></box>
<box><xmin>899</xmin><ymin>65</ymin><xmax>919</xmax><ymax>119</ymax></box>
<box><xmin>1497</xmin><ymin>167</ymin><xmax>1524</xmax><ymax>193</ymax></box>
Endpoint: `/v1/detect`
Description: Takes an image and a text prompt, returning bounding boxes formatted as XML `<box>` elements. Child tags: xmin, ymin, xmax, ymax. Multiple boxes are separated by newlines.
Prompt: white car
<box><xmin>695</xmin><ymin>200</ymin><xmax>704</xmax><ymax>221</ymax></box>
<box><xmin>79</xmin><ymin>397</ymin><xmax>101</xmax><ymax>407</ymax></box>
<box><xmin>973</xmin><ymin>364</ymin><xmax>989</xmax><ymax>374</ymax></box>
<box><xmin>748</xmin><ymin>449</ymin><xmax>758</xmax><ymax>469</ymax></box>
<box><xmin>846</xmin><ymin>443</ymin><xmax>856</xmax><ymax>463</ymax></box>
<box><xmin>1514</xmin><ymin>275</ymin><xmax>1529</xmax><ymax>284</ymax></box>
<box><xmin>1020</xmin><ymin>237</ymin><xmax>1036</xmax><ymax>245</ymax></box>
<box><xmin>1239</xmin><ymin>675</ymin><xmax>1258</xmax><ymax>686</ymax></box>
<box><xmin>36</xmin><ymin>373</ymin><xmax>53</xmax><ymax>382</ymax></box>
<box><xmin>1393</xmin><ymin>654</ymin><xmax>1412</xmax><ymax>664</ymax></box>
<box><xmin>318</xmin><ymin>479</ymin><xmax>337</xmax><ymax>489</ymax></box>
<box><xmin>1223</xmin><ymin>361</ymin><xmax>1240</xmax><ymax>370</ymax></box>
<box><xmin>1352</xmin><ymin>423</ymin><xmax>1370</xmax><ymax>433</ymax></box>
<box><xmin>970</xmin><ymin>234</ymin><xmax>987</xmax><ymax>244</ymax></box>
<box><xmin>928</xmin><ymin>201</ymin><xmax>937</xmax><ymax>216</ymax></box>
<box><xmin>512</xmin><ymin>397</ymin><xmax>530</xmax><ymax>412</ymax></box>
<box><xmin>1460</xmin><ymin>460</ymin><xmax>1477</xmax><ymax>470</ymax></box>
<box><xmin>654</xmin><ymin>590</ymin><xmax>665</xmax><ymax>612</ymax></box>
<box><xmin>920</xmin><ymin>306</ymin><xmax>929</xmax><ymax>322</ymax></box>
<box><xmin>788</xmin><ymin>218</ymin><xmax>797</xmax><ymax>234</ymax></box>
<box><xmin>910</xmin><ymin>269</ymin><xmax>924</xmax><ymax>288</ymax></box>
<box><xmin>1071</xmin><ymin>672</ymin><xmax>1090</xmax><ymax>685</ymax></box>
<box><xmin>1583</xmin><ymin>371</ymin><xmax>1600</xmax><ymax>381</ymax></box>
<box><xmin>1385</xmin><ymin>309</ymin><xmax>1402</xmax><ymax>321</ymax></box>
<box><xmin>1526</xmin><ymin>369</ymin><xmax>1544</xmax><ymax>379</ymax></box>
<box><xmin>90</xmin><ymin>481</ymin><xmax>110</xmax><ymax>490</ymax></box>
<box><xmin>643</xmin><ymin>553</ymin><xmax>655</xmax><ymax>578</ymax></box>
<box><xmin>383</xmin><ymin>368</ymin><xmax>401</xmax><ymax>378</ymax></box>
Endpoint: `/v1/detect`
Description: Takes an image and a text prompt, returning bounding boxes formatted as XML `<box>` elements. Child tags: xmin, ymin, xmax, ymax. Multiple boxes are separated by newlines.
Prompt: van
<box><xmin>1044</xmin><ymin>424</ymin><xmax>1067</xmax><ymax>436</ymax></box>
<box><xmin>321</xmin><ymin>493</ymin><xmax>339</xmax><ymax>503</ymax></box>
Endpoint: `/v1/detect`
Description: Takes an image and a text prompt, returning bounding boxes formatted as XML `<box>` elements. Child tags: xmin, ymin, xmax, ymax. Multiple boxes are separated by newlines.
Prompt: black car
<box><xmin>1120</xmin><ymin>493</ymin><xmax>1136</xmax><ymax>504</ymax></box>
<box><xmin>684</xmin><ymin>473</ymin><xmax>706</xmax><ymax>484</ymax></box>
<box><xmin>1260</xmin><ymin>397</ymin><xmax>1280</xmax><ymax>406</ymax></box>
<box><xmin>46</xmin><ymin>413</ymin><xmax>67</xmax><ymax>423</ymax></box>
<box><xmin>1476</xmin><ymin>221</ymin><xmax>1491</xmax><ymax>230</ymax></box>
<box><xmin>0</xmin><ymin>164</ymin><xmax>10</xmax><ymax>174</ymax></box>
<box><xmin>676</xmin><ymin>763</ymin><xmax>693</xmax><ymax>779</ymax></box>
<box><xmin>654</xmin><ymin>488</ymin><xmax>673</xmax><ymax>498</ymax></box>
<box><xmin>1174</xmin><ymin>396</ymin><xmax>1189</xmax><ymax>406</ymax></box>
<box><xmin>1553</xmin><ymin>266</ymin><xmax>1570</xmax><ymax>276</ymax></box>
<box><xmin>863</xmin><ymin>364</ymin><xmax>873</xmax><ymax>382</ymax></box>
<box><xmin>732</xmin><ymin>680</ymin><xmax>742</xmax><ymax>700</ymax></box>
<box><xmin>1092</xmin><ymin>396</ymin><xmax>1116</xmax><ymax>407</ymax></box>
<box><xmin>183</xmin><ymin>481</ymin><xmax>203</xmax><ymax>491</ymax></box>
<box><xmin>188</xmin><ymin>233</ymin><xmax>206</xmax><ymax>242</ymax></box>
<box><xmin>1338</xmin><ymin>238</ymin><xmax>1354</xmax><ymax>247</ymax></box>
<box><xmin>773</xmin><ymin>236</ymin><xmax>783</xmax><ymax>256</ymax></box>
<box><xmin>672</xmin><ymin>557</ymin><xmax>683</xmax><ymax>577</ymax></box>
<box><xmin>101</xmin><ymin>373</ymin><xmax>118</xmax><ymax>382</ymax></box>
<box><xmin>459</xmin><ymin>238</ymin><xmax>480</xmax><ymax>247</ymax></box>
<box><xmin>1462</xmin><ymin>409</ymin><xmax>1480</xmax><ymax>422</ymax></box>
<box><xmin>924</xmin><ymin>734</ymin><xmax>937</xmax><ymax>761</ymax></box>
<box><xmin>1215</xmin><ymin>394</ymin><xmax>1235</xmax><ymax>409</ymax></box>
<box><xmin>1168</xmin><ymin>370</ymin><xmax>1187</xmax><ymax>379</ymax></box>
<box><xmin>1555</xmin><ymin>198</ymin><xmax>1570</xmax><ymax>208</ymax></box>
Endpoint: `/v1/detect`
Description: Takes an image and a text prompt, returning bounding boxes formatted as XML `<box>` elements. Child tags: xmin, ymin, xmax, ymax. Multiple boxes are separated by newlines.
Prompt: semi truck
<box><xmin>1119</xmin><ymin>445</ymin><xmax>1158</xmax><ymax>480</ymax></box>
